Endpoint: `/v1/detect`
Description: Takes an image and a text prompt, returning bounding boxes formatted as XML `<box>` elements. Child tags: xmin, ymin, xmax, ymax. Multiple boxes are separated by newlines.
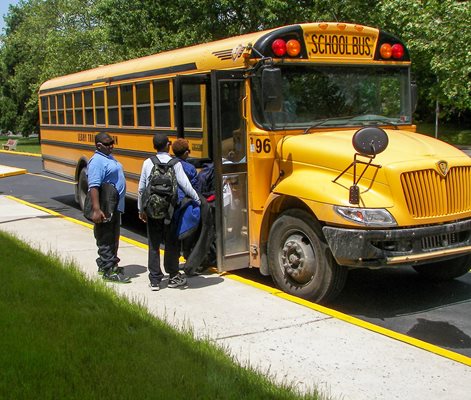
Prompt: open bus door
<box><xmin>211</xmin><ymin>71</ymin><xmax>249</xmax><ymax>272</ymax></box>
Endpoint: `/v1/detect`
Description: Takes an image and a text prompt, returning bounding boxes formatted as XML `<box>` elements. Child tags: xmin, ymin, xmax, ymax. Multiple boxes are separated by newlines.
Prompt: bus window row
<box><xmin>40</xmin><ymin>80</ymin><xmax>203</xmax><ymax>130</ymax></box>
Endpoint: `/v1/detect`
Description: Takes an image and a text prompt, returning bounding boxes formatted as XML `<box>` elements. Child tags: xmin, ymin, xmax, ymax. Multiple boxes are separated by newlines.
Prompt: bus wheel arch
<box><xmin>75</xmin><ymin>158</ymin><xmax>88</xmax><ymax>211</ymax></box>
<box><xmin>267</xmin><ymin>207</ymin><xmax>348</xmax><ymax>304</ymax></box>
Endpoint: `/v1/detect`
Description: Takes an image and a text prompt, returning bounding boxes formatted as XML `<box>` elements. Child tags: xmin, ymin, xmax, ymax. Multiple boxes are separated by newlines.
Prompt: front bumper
<box><xmin>322</xmin><ymin>219</ymin><xmax>471</xmax><ymax>267</ymax></box>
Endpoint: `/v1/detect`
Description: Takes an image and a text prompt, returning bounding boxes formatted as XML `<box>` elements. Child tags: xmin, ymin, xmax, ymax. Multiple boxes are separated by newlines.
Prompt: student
<box><xmin>138</xmin><ymin>134</ymin><xmax>200</xmax><ymax>291</ymax></box>
<box><xmin>172</xmin><ymin>138</ymin><xmax>198</xmax><ymax>201</ymax></box>
<box><xmin>87</xmin><ymin>132</ymin><xmax>130</xmax><ymax>283</ymax></box>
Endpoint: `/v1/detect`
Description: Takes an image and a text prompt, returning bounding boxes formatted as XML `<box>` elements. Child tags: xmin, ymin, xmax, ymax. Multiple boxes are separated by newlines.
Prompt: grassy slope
<box><xmin>0</xmin><ymin>230</ymin><xmax>320</xmax><ymax>400</ymax></box>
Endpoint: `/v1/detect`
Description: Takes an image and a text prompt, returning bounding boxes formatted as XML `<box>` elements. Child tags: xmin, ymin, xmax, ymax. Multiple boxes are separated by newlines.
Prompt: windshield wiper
<box><xmin>303</xmin><ymin>116</ymin><xmax>355</xmax><ymax>134</ymax></box>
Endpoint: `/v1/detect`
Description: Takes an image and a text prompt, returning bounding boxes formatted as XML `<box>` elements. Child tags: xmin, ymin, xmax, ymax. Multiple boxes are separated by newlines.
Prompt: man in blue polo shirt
<box><xmin>87</xmin><ymin>132</ymin><xmax>130</xmax><ymax>283</ymax></box>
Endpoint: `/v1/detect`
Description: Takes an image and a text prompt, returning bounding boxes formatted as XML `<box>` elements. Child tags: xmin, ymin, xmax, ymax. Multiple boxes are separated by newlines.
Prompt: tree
<box><xmin>377</xmin><ymin>0</ymin><xmax>471</xmax><ymax>121</ymax></box>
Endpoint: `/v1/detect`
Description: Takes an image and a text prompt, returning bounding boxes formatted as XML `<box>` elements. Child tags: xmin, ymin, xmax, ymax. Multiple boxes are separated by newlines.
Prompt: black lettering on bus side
<box><xmin>364</xmin><ymin>37</ymin><xmax>371</xmax><ymax>56</ymax></box>
<box><xmin>311</xmin><ymin>34</ymin><xmax>319</xmax><ymax>54</ymax></box>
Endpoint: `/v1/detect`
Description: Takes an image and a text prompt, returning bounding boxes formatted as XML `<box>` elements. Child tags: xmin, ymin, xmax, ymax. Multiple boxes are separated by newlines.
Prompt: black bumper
<box><xmin>322</xmin><ymin>219</ymin><xmax>471</xmax><ymax>267</ymax></box>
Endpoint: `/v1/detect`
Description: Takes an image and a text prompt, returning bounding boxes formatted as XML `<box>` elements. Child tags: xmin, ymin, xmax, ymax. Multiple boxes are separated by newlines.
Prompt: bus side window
<box><xmin>153</xmin><ymin>80</ymin><xmax>171</xmax><ymax>128</ymax></box>
<box><xmin>57</xmin><ymin>94</ymin><xmax>64</xmax><ymax>125</ymax></box>
<box><xmin>84</xmin><ymin>90</ymin><xmax>93</xmax><ymax>125</ymax></box>
<box><xmin>50</xmin><ymin>95</ymin><xmax>57</xmax><ymax>125</ymax></box>
<box><xmin>121</xmin><ymin>84</ymin><xmax>134</xmax><ymax>127</ymax></box>
<box><xmin>65</xmin><ymin>93</ymin><xmax>73</xmax><ymax>125</ymax></box>
<box><xmin>41</xmin><ymin>97</ymin><xmax>49</xmax><ymax>125</ymax></box>
<box><xmin>107</xmin><ymin>87</ymin><xmax>119</xmax><ymax>126</ymax></box>
<box><xmin>95</xmin><ymin>89</ymin><xmax>105</xmax><ymax>125</ymax></box>
<box><xmin>136</xmin><ymin>82</ymin><xmax>151</xmax><ymax>127</ymax></box>
<box><xmin>74</xmin><ymin>91</ymin><xmax>83</xmax><ymax>125</ymax></box>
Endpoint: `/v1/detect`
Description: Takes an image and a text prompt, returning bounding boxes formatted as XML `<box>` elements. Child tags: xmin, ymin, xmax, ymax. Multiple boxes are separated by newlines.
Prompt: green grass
<box><xmin>0</xmin><ymin>230</ymin><xmax>322</xmax><ymax>400</ymax></box>
<box><xmin>0</xmin><ymin>136</ymin><xmax>40</xmax><ymax>154</ymax></box>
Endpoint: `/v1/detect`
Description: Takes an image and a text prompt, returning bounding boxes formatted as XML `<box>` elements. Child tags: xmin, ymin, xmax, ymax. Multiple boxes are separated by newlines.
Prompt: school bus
<box><xmin>39</xmin><ymin>22</ymin><xmax>471</xmax><ymax>303</ymax></box>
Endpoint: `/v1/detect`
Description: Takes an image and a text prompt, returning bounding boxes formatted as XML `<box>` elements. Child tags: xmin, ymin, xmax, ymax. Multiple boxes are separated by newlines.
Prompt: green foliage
<box><xmin>377</xmin><ymin>0</ymin><xmax>471</xmax><ymax>121</ymax></box>
<box><xmin>0</xmin><ymin>0</ymin><xmax>469</xmax><ymax>134</ymax></box>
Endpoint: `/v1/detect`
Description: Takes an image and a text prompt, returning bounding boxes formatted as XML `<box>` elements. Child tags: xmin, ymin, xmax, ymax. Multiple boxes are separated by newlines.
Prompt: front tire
<box><xmin>77</xmin><ymin>167</ymin><xmax>88</xmax><ymax>211</ymax></box>
<box><xmin>413</xmin><ymin>254</ymin><xmax>471</xmax><ymax>281</ymax></box>
<box><xmin>267</xmin><ymin>209</ymin><xmax>347</xmax><ymax>304</ymax></box>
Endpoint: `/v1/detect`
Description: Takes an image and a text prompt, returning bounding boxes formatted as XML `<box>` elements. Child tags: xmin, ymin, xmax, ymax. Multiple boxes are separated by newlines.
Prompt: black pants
<box><xmin>94</xmin><ymin>211</ymin><xmax>121</xmax><ymax>273</ymax></box>
<box><xmin>147</xmin><ymin>217</ymin><xmax>180</xmax><ymax>284</ymax></box>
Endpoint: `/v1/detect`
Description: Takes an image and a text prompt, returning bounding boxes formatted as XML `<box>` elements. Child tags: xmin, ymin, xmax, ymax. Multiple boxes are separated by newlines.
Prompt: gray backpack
<box><xmin>142</xmin><ymin>156</ymin><xmax>179</xmax><ymax>224</ymax></box>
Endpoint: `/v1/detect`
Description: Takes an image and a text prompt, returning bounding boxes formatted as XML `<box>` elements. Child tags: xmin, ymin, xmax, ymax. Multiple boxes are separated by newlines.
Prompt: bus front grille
<box><xmin>401</xmin><ymin>166</ymin><xmax>471</xmax><ymax>218</ymax></box>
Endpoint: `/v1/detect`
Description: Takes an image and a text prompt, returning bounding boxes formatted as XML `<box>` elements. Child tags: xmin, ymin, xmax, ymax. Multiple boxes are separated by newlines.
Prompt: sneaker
<box><xmin>97</xmin><ymin>266</ymin><xmax>106</xmax><ymax>275</ymax></box>
<box><xmin>168</xmin><ymin>273</ymin><xmax>187</xmax><ymax>288</ymax></box>
<box><xmin>149</xmin><ymin>282</ymin><xmax>160</xmax><ymax>291</ymax></box>
<box><xmin>103</xmin><ymin>270</ymin><xmax>131</xmax><ymax>283</ymax></box>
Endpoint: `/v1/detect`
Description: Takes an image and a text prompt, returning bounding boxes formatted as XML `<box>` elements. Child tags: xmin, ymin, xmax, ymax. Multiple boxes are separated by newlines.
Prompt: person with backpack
<box><xmin>138</xmin><ymin>133</ymin><xmax>201</xmax><ymax>291</ymax></box>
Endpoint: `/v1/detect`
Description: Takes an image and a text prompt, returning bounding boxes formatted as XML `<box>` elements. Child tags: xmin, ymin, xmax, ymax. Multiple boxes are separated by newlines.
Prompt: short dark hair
<box><xmin>153</xmin><ymin>133</ymin><xmax>169</xmax><ymax>151</ymax></box>
<box><xmin>95</xmin><ymin>132</ymin><xmax>112</xmax><ymax>145</ymax></box>
<box><xmin>172</xmin><ymin>138</ymin><xmax>190</xmax><ymax>157</ymax></box>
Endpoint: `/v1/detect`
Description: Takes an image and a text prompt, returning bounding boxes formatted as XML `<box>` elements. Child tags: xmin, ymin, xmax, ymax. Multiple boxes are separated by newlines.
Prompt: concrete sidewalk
<box><xmin>0</xmin><ymin>166</ymin><xmax>470</xmax><ymax>399</ymax></box>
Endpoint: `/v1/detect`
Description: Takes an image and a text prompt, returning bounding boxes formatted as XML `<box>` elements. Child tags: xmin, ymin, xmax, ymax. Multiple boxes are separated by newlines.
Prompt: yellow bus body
<box><xmin>39</xmin><ymin>22</ymin><xmax>471</xmax><ymax>303</ymax></box>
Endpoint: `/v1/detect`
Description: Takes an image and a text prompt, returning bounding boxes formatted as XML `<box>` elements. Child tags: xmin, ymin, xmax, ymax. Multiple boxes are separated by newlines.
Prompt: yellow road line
<box><xmin>224</xmin><ymin>273</ymin><xmax>471</xmax><ymax>367</ymax></box>
<box><xmin>26</xmin><ymin>172</ymin><xmax>75</xmax><ymax>185</ymax></box>
<box><xmin>6</xmin><ymin>195</ymin><xmax>471</xmax><ymax>367</ymax></box>
<box><xmin>0</xmin><ymin>149</ymin><xmax>41</xmax><ymax>157</ymax></box>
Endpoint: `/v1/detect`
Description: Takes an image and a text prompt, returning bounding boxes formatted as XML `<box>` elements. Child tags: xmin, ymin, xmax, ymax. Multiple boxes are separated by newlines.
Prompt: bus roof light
<box><xmin>286</xmin><ymin>39</ymin><xmax>301</xmax><ymax>57</ymax></box>
<box><xmin>380</xmin><ymin>43</ymin><xmax>392</xmax><ymax>59</ymax></box>
<box><xmin>392</xmin><ymin>43</ymin><xmax>404</xmax><ymax>59</ymax></box>
<box><xmin>272</xmin><ymin>39</ymin><xmax>287</xmax><ymax>57</ymax></box>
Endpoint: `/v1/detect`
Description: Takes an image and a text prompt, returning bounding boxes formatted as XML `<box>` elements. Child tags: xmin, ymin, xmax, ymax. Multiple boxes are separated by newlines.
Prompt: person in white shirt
<box><xmin>138</xmin><ymin>133</ymin><xmax>200</xmax><ymax>291</ymax></box>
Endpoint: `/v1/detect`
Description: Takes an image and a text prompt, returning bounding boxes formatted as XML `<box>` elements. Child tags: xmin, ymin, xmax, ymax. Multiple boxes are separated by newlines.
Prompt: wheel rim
<box><xmin>280</xmin><ymin>232</ymin><xmax>316</xmax><ymax>285</ymax></box>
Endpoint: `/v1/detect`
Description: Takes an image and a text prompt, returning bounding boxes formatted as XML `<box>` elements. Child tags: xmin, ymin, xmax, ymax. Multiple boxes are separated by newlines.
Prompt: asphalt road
<box><xmin>1</xmin><ymin>151</ymin><xmax>470</xmax><ymax>359</ymax></box>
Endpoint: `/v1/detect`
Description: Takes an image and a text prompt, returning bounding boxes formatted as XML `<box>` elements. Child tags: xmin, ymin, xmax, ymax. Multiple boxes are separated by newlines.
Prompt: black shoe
<box><xmin>103</xmin><ymin>270</ymin><xmax>131</xmax><ymax>283</ymax></box>
<box><xmin>168</xmin><ymin>273</ymin><xmax>187</xmax><ymax>288</ymax></box>
<box><xmin>149</xmin><ymin>282</ymin><xmax>161</xmax><ymax>291</ymax></box>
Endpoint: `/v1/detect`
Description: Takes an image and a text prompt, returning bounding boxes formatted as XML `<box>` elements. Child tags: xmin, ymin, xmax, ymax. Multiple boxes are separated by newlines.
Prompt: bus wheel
<box><xmin>78</xmin><ymin>167</ymin><xmax>88</xmax><ymax>211</ymax></box>
<box><xmin>267</xmin><ymin>209</ymin><xmax>347</xmax><ymax>304</ymax></box>
<box><xmin>413</xmin><ymin>254</ymin><xmax>471</xmax><ymax>281</ymax></box>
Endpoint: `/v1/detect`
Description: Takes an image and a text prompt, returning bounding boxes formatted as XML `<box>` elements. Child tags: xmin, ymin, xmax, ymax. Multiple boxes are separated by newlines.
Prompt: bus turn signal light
<box><xmin>286</xmin><ymin>39</ymin><xmax>301</xmax><ymax>56</ymax></box>
<box><xmin>380</xmin><ymin>43</ymin><xmax>392</xmax><ymax>59</ymax></box>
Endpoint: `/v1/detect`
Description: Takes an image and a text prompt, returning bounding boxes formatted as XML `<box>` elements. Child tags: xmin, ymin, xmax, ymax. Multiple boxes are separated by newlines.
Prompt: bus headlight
<box><xmin>334</xmin><ymin>206</ymin><xmax>397</xmax><ymax>227</ymax></box>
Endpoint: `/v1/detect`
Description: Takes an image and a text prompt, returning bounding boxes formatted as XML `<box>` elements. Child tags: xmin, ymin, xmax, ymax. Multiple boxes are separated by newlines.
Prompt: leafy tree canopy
<box><xmin>0</xmin><ymin>0</ymin><xmax>469</xmax><ymax>134</ymax></box>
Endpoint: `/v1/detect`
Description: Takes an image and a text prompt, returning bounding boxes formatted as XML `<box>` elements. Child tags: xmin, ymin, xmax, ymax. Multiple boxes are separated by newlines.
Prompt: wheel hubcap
<box><xmin>281</xmin><ymin>233</ymin><xmax>315</xmax><ymax>284</ymax></box>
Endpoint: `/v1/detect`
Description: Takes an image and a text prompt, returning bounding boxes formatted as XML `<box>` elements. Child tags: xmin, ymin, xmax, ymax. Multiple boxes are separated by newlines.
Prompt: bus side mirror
<box><xmin>262</xmin><ymin>67</ymin><xmax>283</xmax><ymax>112</ymax></box>
<box><xmin>411</xmin><ymin>82</ymin><xmax>418</xmax><ymax>113</ymax></box>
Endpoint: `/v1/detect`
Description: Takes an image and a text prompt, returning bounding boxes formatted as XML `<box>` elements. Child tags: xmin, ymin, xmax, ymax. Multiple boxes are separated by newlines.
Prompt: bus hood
<box><xmin>274</xmin><ymin>128</ymin><xmax>471</xmax><ymax>215</ymax></box>
<box><xmin>279</xmin><ymin>129</ymin><xmax>468</xmax><ymax>172</ymax></box>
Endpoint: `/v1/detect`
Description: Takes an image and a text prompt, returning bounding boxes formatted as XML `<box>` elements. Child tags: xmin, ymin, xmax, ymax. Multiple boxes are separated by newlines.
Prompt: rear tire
<box><xmin>267</xmin><ymin>209</ymin><xmax>347</xmax><ymax>304</ymax></box>
<box><xmin>78</xmin><ymin>167</ymin><xmax>88</xmax><ymax>211</ymax></box>
<box><xmin>413</xmin><ymin>254</ymin><xmax>471</xmax><ymax>281</ymax></box>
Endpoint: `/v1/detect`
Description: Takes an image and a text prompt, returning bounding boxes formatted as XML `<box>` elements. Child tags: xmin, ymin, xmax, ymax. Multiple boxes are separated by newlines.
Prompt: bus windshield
<box><xmin>252</xmin><ymin>65</ymin><xmax>412</xmax><ymax>130</ymax></box>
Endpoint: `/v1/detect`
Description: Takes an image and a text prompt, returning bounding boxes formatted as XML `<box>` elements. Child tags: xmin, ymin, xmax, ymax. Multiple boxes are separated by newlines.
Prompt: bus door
<box><xmin>211</xmin><ymin>70</ymin><xmax>249</xmax><ymax>271</ymax></box>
